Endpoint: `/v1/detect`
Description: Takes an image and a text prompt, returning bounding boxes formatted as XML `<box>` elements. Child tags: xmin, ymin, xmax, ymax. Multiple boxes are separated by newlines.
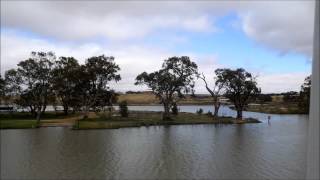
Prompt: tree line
<box><xmin>1</xmin><ymin>52</ymin><xmax>120</xmax><ymax>124</ymax></box>
<box><xmin>0</xmin><ymin>51</ymin><xmax>310</xmax><ymax>123</ymax></box>
<box><xmin>281</xmin><ymin>76</ymin><xmax>311</xmax><ymax>113</ymax></box>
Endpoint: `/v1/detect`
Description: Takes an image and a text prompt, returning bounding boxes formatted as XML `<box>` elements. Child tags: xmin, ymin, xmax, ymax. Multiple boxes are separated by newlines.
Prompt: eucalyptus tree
<box><xmin>299</xmin><ymin>75</ymin><xmax>311</xmax><ymax>112</ymax></box>
<box><xmin>70</xmin><ymin>65</ymin><xmax>90</xmax><ymax>113</ymax></box>
<box><xmin>4</xmin><ymin>69</ymin><xmax>22</xmax><ymax>104</ymax></box>
<box><xmin>215</xmin><ymin>68</ymin><xmax>260</xmax><ymax>119</ymax></box>
<box><xmin>198</xmin><ymin>70</ymin><xmax>226</xmax><ymax>118</ymax></box>
<box><xmin>4</xmin><ymin>66</ymin><xmax>26</xmax><ymax>113</ymax></box>
<box><xmin>135</xmin><ymin>56</ymin><xmax>198</xmax><ymax>120</ymax></box>
<box><xmin>0</xmin><ymin>75</ymin><xmax>4</xmax><ymax>92</ymax></box>
<box><xmin>51</xmin><ymin>56</ymin><xmax>80</xmax><ymax>115</ymax></box>
<box><xmin>93</xmin><ymin>89</ymin><xmax>118</xmax><ymax>112</ymax></box>
<box><xmin>80</xmin><ymin>55</ymin><xmax>121</xmax><ymax>117</ymax></box>
<box><xmin>0</xmin><ymin>75</ymin><xmax>6</xmax><ymax>104</ymax></box>
<box><xmin>9</xmin><ymin>51</ymin><xmax>55</xmax><ymax>123</ymax></box>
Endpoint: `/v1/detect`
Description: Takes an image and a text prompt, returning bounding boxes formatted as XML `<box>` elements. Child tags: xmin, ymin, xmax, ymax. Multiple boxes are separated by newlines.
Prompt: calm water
<box><xmin>1</xmin><ymin>105</ymin><xmax>308</xmax><ymax>179</ymax></box>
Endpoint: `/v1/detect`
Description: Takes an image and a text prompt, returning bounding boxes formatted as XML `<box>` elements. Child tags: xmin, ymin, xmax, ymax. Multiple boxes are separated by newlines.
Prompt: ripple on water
<box><xmin>1</xmin><ymin>105</ymin><xmax>308</xmax><ymax>179</ymax></box>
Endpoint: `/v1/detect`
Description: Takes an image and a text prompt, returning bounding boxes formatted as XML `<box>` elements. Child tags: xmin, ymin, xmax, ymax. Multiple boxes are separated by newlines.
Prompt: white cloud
<box><xmin>0</xmin><ymin>1</ymin><xmax>314</xmax><ymax>93</ymax></box>
<box><xmin>258</xmin><ymin>72</ymin><xmax>308</xmax><ymax>93</ymax></box>
<box><xmin>1</xmin><ymin>1</ymin><xmax>314</xmax><ymax>57</ymax></box>
<box><xmin>239</xmin><ymin>1</ymin><xmax>315</xmax><ymax>57</ymax></box>
<box><xmin>1</xmin><ymin>1</ymin><xmax>217</xmax><ymax>41</ymax></box>
<box><xmin>0</xmin><ymin>31</ymin><xmax>310</xmax><ymax>93</ymax></box>
<box><xmin>1</xmin><ymin>31</ymin><xmax>221</xmax><ymax>93</ymax></box>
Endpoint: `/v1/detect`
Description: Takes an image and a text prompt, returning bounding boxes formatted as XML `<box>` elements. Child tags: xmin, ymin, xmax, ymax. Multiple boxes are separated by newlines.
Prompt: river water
<box><xmin>0</xmin><ymin>105</ymin><xmax>308</xmax><ymax>179</ymax></box>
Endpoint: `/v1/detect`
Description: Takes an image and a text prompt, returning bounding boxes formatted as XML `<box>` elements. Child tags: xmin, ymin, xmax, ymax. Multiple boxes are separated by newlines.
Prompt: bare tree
<box><xmin>198</xmin><ymin>72</ymin><xmax>225</xmax><ymax>118</ymax></box>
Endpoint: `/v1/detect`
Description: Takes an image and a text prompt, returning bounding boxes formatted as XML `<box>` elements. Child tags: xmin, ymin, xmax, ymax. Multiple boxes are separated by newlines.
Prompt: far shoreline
<box><xmin>0</xmin><ymin>111</ymin><xmax>261</xmax><ymax>130</ymax></box>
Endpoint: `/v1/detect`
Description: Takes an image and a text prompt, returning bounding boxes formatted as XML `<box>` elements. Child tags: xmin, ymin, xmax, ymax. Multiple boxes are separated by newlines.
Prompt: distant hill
<box><xmin>117</xmin><ymin>93</ymin><xmax>217</xmax><ymax>105</ymax></box>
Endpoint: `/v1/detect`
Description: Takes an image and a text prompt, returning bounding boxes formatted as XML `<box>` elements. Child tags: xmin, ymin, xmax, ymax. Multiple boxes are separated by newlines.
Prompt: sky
<box><xmin>0</xmin><ymin>1</ymin><xmax>315</xmax><ymax>94</ymax></box>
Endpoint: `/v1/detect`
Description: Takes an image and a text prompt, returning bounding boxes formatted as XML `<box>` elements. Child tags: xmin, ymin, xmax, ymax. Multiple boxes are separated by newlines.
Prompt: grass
<box><xmin>0</xmin><ymin>111</ymin><xmax>261</xmax><ymax>130</ymax></box>
<box><xmin>0</xmin><ymin>112</ymin><xmax>80</xmax><ymax>129</ymax></box>
<box><xmin>0</xmin><ymin>112</ymin><xmax>77</xmax><ymax>120</ymax></box>
<box><xmin>0</xmin><ymin>120</ymin><xmax>38</xmax><ymax>129</ymax></box>
<box><xmin>74</xmin><ymin>111</ymin><xmax>261</xmax><ymax>130</ymax></box>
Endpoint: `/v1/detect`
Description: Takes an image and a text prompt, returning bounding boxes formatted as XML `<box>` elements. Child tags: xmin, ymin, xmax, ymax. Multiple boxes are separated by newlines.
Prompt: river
<box><xmin>0</xmin><ymin>105</ymin><xmax>308</xmax><ymax>179</ymax></box>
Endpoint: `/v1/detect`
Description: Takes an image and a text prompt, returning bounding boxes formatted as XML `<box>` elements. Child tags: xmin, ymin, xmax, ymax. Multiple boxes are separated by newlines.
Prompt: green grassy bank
<box><xmin>74</xmin><ymin>111</ymin><xmax>261</xmax><ymax>130</ymax></box>
<box><xmin>0</xmin><ymin>112</ymin><xmax>78</xmax><ymax>129</ymax></box>
<box><xmin>0</xmin><ymin>120</ymin><xmax>38</xmax><ymax>129</ymax></box>
<box><xmin>1</xmin><ymin>111</ymin><xmax>261</xmax><ymax>130</ymax></box>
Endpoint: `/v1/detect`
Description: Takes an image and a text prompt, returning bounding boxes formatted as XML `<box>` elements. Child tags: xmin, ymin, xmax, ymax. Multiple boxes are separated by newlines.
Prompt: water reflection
<box><xmin>1</xmin><ymin>105</ymin><xmax>308</xmax><ymax>179</ymax></box>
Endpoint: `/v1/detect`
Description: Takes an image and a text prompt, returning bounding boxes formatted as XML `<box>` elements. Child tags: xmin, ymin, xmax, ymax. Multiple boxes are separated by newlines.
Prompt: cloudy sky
<box><xmin>0</xmin><ymin>1</ymin><xmax>315</xmax><ymax>93</ymax></box>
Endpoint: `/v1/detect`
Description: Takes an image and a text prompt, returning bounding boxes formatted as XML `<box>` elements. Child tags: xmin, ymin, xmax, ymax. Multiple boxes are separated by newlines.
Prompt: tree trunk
<box><xmin>37</xmin><ymin>84</ymin><xmax>47</xmax><ymax>126</ymax></box>
<box><xmin>211</xmin><ymin>95</ymin><xmax>220</xmax><ymax>117</ymax></box>
<box><xmin>30</xmin><ymin>106</ymin><xmax>36</xmax><ymax>117</ymax></box>
<box><xmin>41</xmin><ymin>105</ymin><xmax>47</xmax><ymax>114</ymax></box>
<box><xmin>63</xmin><ymin>105</ymin><xmax>69</xmax><ymax>115</ymax></box>
<box><xmin>83</xmin><ymin>106</ymin><xmax>89</xmax><ymax>119</ymax></box>
<box><xmin>236</xmin><ymin>110</ymin><xmax>243</xmax><ymax>119</ymax></box>
<box><xmin>163</xmin><ymin>103</ymin><xmax>171</xmax><ymax>120</ymax></box>
<box><xmin>36</xmin><ymin>107</ymin><xmax>41</xmax><ymax>126</ymax></box>
<box><xmin>213</xmin><ymin>104</ymin><xmax>219</xmax><ymax>117</ymax></box>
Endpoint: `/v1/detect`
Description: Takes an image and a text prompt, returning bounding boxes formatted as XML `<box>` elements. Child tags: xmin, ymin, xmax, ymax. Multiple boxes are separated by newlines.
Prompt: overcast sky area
<box><xmin>0</xmin><ymin>1</ymin><xmax>315</xmax><ymax>94</ymax></box>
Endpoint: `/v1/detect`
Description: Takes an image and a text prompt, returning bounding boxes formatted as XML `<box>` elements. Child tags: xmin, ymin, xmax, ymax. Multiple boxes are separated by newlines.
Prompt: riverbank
<box><xmin>0</xmin><ymin>112</ymin><xmax>79</xmax><ymax>129</ymax></box>
<box><xmin>234</xmin><ymin>103</ymin><xmax>308</xmax><ymax>114</ymax></box>
<box><xmin>74</xmin><ymin>111</ymin><xmax>261</xmax><ymax>130</ymax></box>
<box><xmin>0</xmin><ymin>111</ymin><xmax>261</xmax><ymax>129</ymax></box>
<box><xmin>0</xmin><ymin>120</ymin><xmax>38</xmax><ymax>129</ymax></box>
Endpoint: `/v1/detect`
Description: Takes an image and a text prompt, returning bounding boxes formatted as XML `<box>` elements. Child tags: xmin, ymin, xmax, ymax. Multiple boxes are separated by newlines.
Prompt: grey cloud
<box><xmin>258</xmin><ymin>72</ymin><xmax>309</xmax><ymax>93</ymax></box>
<box><xmin>1</xmin><ymin>1</ymin><xmax>220</xmax><ymax>40</ymax></box>
<box><xmin>1</xmin><ymin>1</ymin><xmax>315</xmax><ymax>93</ymax></box>
<box><xmin>1</xmin><ymin>1</ymin><xmax>315</xmax><ymax>57</ymax></box>
<box><xmin>1</xmin><ymin>30</ymin><xmax>309</xmax><ymax>94</ymax></box>
<box><xmin>238</xmin><ymin>1</ymin><xmax>315</xmax><ymax>57</ymax></box>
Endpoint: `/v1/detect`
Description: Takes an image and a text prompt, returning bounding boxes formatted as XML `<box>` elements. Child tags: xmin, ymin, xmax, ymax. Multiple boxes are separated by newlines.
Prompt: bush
<box><xmin>171</xmin><ymin>103</ymin><xmax>178</xmax><ymax>115</ymax></box>
<box><xmin>196</xmin><ymin>108</ymin><xmax>203</xmax><ymax>115</ymax></box>
<box><xmin>97</xmin><ymin>111</ymin><xmax>111</xmax><ymax>120</ymax></box>
<box><xmin>119</xmin><ymin>101</ymin><xmax>129</xmax><ymax>117</ymax></box>
<box><xmin>256</xmin><ymin>94</ymin><xmax>272</xmax><ymax>102</ymax></box>
<box><xmin>282</xmin><ymin>91</ymin><xmax>299</xmax><ymax>102</ymax></box>
<box><xmin>206</xmin><ymin>111</ymin><xmax>213</xmax><ymax>116</ymax></box>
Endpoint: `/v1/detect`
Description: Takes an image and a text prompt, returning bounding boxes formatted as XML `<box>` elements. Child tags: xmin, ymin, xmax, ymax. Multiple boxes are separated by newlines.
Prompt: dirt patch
<box><xmin>40</xmin><ymin>116</ymin><xmax>80</xmax><ymax>127</ymax></box>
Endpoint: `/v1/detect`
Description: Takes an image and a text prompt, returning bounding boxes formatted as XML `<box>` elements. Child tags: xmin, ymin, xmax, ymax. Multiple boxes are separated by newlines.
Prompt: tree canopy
<box><xmin>81</xmin><ymin>55</ymin><xmax>121</xmax><ymax>116</ymax></box>
<box><xmin>51</xmin><ymin>56</ymin><xmax>80</xmax><ymax>115</ymax></box>
<box><xmin>135</xmin><ymin>56</ymin><xmax>198</xmax><ymax>120</ymax></box>
<box><xmin>299</xmin><ymin>75</ymin><xmax>311</xmax><ymax>112</ymax></box>
<box><xmin>2</xmin><ymin>52</ymin><xmax>121</xmax><ymax>122</ymax></box>
<box><xmin>0</xmin><ymin>75</ymin><xmax>6</xmax><ymax>104</ymax></box>
<box><xmin>10</xmin><ymin>52</ymin><xmax>55</xmax><ymax>123</ymax></box>
<box><xmin>215</xmin><ymin>68</ymin><xmax>260</xmax><ymax>119</ymax></box>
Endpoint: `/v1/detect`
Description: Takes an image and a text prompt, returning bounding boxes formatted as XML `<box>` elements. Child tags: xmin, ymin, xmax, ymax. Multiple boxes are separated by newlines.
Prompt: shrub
<box><xmin>97</xmin><ymin>111</ymin><xmax>111</xmax><ymax>120</ymax></box>
<box><xmin>171</xmin><ymin>103</ymin><xmax>178</xmax><ymax>115</ymax></box>
<box><xmin>119</xmin><ymin>101</ymin><xmax>129</xmax><ymax>117</ymax></box>
<box><xmin>196</xmin><ymin>108</ymin><xmax>203</xmax><ymax>115</ymax></box>
<box><xmin>206</xmin><ymin>111</ymin><xmax>213</xmax><ymax>117</ymax></box>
